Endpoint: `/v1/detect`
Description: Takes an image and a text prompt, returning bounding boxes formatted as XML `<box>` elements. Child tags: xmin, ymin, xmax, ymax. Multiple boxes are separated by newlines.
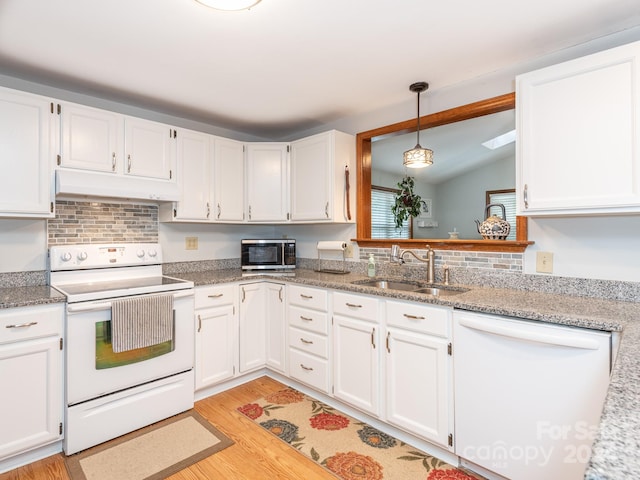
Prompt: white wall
<box><xmin>0</xmin><ymin>220</ymin><xmax>47</xmax><ymax>272</ymax></box>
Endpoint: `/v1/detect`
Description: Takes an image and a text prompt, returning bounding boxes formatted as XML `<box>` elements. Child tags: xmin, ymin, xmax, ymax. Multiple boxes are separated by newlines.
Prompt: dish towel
<box><xmin>111</xmin><ymin>294</ymin><xmax>174</xmax><ymax>353</ymax></box>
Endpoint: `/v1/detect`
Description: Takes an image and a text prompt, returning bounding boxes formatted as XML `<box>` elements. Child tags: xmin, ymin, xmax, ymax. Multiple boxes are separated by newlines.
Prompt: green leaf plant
<box><xmin>391</xmin><ymin>176</ymin><xmax>422</xmax><ymax>229</ymax></box>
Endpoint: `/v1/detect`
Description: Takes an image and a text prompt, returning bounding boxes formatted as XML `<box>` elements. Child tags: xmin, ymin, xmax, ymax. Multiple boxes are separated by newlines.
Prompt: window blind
<box><xmin>487</xmin><ymin>191</ymin><xmax>516</xmax><ymax>241</ymax></box>
<box><xmin>371</xmin><ymin>187</ymin><xmax>409</xmax><ymax>239</ymax></box>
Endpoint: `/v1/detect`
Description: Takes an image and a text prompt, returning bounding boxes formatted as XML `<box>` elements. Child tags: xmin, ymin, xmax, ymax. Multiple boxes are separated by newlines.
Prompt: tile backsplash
<box><xmin>48</xmin><ymin>200</ymin><xmax>158</xmax><ymax>245</ymax></box>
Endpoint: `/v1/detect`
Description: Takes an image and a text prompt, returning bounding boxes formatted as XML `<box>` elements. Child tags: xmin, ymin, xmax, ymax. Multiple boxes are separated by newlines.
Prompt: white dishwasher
<box><xmin>453</xmin><ymin>310</ymin><xmax>611</xmax><ymax>480</ymax></box>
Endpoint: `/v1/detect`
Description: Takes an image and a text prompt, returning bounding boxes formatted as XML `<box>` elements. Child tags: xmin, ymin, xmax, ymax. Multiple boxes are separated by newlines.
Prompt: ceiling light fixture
<box><xmin>403</xmin><ymin>82</ymin><xmax>434</xmax><ymax>169</ymax></box>
<box><xmin>195</xmin><ymin>0</ymin><xmax>261</xmax><ymax>11</ymax></box>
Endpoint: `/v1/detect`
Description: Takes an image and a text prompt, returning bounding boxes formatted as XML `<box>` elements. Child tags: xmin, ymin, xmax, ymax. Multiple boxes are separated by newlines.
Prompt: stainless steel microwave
<box><xmin>241</xmin><ymin>239</ymin><xmax>296</xmax><ymax>270</ymax></box>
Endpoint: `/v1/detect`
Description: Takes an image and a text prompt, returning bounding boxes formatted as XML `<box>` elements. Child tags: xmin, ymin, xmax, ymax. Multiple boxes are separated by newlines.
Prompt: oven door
<box><xmin>65</xmin><ymin>290</ymin><xmax>194</xmax><ymax>406</ymax></box>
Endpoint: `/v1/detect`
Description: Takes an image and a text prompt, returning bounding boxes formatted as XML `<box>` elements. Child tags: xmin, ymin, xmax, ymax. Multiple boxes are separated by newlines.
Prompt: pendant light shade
<box><xmin>403</xmin><ymin>82</ymin><xmax>434</xmax><ymax>168</ymax></box>
<box><xmin>195</xmin><ymin>0</ymin><xmax>261</xmax><ymax>11</ymax></box>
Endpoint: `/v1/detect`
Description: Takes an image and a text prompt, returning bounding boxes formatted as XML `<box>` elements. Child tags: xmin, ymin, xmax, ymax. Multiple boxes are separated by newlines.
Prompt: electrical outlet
<box><xmin>185</xmin><ymin>236</ymin><xmax>199</xmax><ymax>250</ymax></box>
<box><xmin>536</xmin><ymin>251</ymin><xmax>553</xmax><ymax>273</ymax></box>
<box><xmin>344</xmin><ymin>243</ymin><xmax>354</xmax><ymax>258</ymax></box>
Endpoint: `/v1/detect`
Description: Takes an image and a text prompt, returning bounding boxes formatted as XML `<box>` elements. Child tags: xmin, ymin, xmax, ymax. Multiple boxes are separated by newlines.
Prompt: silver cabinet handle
<box><xmin>241</xmin><ymin>287</ymin><xmax>246</xmax><ymax>302</ymax></box>
<box><xmin>325</xmin><ymin>202</ymin><xmax>329</xmax><ymax>218</ymax></box>
<box><xmin>300</xmin><ymin>315</ymin><xmax>313</xmax><ymax>321</ymax></box>
<box><xmin>300</xmin><ymin>364</ymin><xmax>313</xmax><ymax>371</ymax></box>
<box><xmin>217</xmin><ymin>203</ymin><xmax>221</xmax><ymax>219</ymax></box>
<box><xmin>206</xmin><ymin>202</ymin><xmax>211</xmax><ymax>219</ymax></box>
<box><xmin>279</xmin><ymin>287</ymin><xmax>283</xmax><ymax>302</ymax></box>
<box><xmin>208</xmin><ymin>293</ymin><xmax>223</xmax><ymax>298</ymax></box>
<box><xmin>523</xmin><ymin>184</ymin><xmax>529</xmax><ymax>209</ymax></box>
<box><xmin>197</xmin><ymin>314</ymin><xmax>202</xmax><ymax>333</ymax></box>
<box><xmin>346</xmin><ymin>302</ymin><xmax>363</xmax><ymax>308</ymax></box>
<box><xmin>371</xmin><ymin>327</ymin><xmax>376</xmax><ymax>348</ymax></box>
<box><xmin>300</xmin><ymin>294</ymin><xmax>313</xmax><ymax>299</ymax></box>
<box><xmin>300</xmin><ymin>338</ymin><xmax>313</xmax><ymax>345</ymax></box>
<box><xmin>248</xmin><ymin>205</ymin><xmax>252</xmax><ymax>220</ymax></box>
<box><xmin>112</xmin><ymin>152</ymin><xmax>116</xmax><ymax>171</ymax></box>
<box><xmin>386</xmin><ymin>331</ymin><xmax>391</xmax><ymax>353</ymax></box>
<box><xmin>5</xmin><ymin>321</ymin><xmax>38</xmax><ymax>329</ymax></box>
<box><xmin>403</xmin><ymin>313</ymin><xmax>426</xmax><ymax>320</ymax></box>
<box><xmin>127</xmin><ymin>154</ymin><xmax>132</xmax><ymax>173</ymax></box>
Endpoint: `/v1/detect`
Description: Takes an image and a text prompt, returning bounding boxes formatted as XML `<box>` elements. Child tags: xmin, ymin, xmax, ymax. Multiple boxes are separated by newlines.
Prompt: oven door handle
<box><xmin>66</xmin><ymin>289</ymin><xmax>193</xmax><ymax>313</ymax></box>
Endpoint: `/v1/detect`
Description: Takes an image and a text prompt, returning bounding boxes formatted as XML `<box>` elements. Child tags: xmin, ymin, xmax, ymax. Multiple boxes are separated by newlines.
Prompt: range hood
<box><xmin>56</xmin><ymin>169</ymin><xmax>180</xmax><ymax>202</ymax></box>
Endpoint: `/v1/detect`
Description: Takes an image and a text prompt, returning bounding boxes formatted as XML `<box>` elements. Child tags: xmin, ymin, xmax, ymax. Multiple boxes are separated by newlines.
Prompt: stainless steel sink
<box><xmin>412</xmin><ymin>286</ymin><xmax>468</xmax><ymax>296</ymax></box>
<box><xmin>353</xmin><ymin>279</ymin><xmax>421</xmax><ymax>291</ymax></box>
<box><xmin>352</xmin><ymin>279</ymin><xmax>469</xmax><ymax>296</ymax></box>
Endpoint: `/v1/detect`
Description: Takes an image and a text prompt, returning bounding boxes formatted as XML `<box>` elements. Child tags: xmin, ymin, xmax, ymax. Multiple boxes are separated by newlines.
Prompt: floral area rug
<box><xmin>238</xmin><ymin>387</ymin><xmax>478</xmax><ymax>480</ymax></box>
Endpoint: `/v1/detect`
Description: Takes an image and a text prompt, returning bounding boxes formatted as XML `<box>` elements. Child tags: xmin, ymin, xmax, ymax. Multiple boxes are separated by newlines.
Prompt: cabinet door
<box><xmin>59</xmin><ymin>102</ymin><xmax>122</xmax><ymax>174</ymax></box>
<box><xmin>265</xmin><ymin>282</ymin><xmax>286</xmax><ymax>374</ymax></box>
<box><xmin>385</xmin><ymin>327</ymin><xmax>451</xmax><ymax>448</ymax></box>
<box><xmin>124</xmin><ymin>116</ymin><xmax>175</xmax><ymax>180</ymax></box>
<box><xmin>0</xmin><ymin>88</ymin><xmax>53</xmax><ymax>217</ymax></box>
<box><xmin>0</xmin><ymin>335</ymin><xmax>62</xmax><ymax>459</ymax></box>
<box><xmin>333</xmin><ymin>314</ymin><xmax>380</xmax><ymax>416</ymax></box>
<box><xmin>213</xmin><ymin>137</ymin><xmax>245</xmax><ymax>221</ymax></box>
<box><xmin>175</xmin><ymin>129</ymin><xmax>212</xmax><ymax>221</ymax></box>
<box><xmin>195</xmin><ymin>305</ymin><xmax>236</xmax><ymax>389</ymax></box>
<box><xmin>517</xmin><ymin>41</ymin><xmax>640</xmax><ymax>215</ymax></box>
<box><xmin>290</xmin><ymin>132</ymin><xmax>332</xmax><ymax>221</ymax></box>
<box><xmin>246</xmin><ymin>143</ymin><xmax>289</xmax><ymax>222</ymax></box>
<box><xmin>238</xmin><ymin>283</ymin><xmax>266</xmax><ymax>372</ymax></box>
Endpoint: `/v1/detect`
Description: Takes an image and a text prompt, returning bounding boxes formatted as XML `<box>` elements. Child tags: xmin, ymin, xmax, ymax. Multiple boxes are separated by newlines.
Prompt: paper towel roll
<box><xmin>317</xmin><ymin>241</ymin><xmax>347</xmax><ymax>251</ymax></box>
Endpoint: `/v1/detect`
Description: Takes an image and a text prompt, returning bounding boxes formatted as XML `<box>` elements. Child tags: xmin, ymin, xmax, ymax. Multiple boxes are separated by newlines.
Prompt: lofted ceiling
<box><xmin>0</xmin><ymin>0</ymin><xmax>639</xmax><ymax>139</ymax></box>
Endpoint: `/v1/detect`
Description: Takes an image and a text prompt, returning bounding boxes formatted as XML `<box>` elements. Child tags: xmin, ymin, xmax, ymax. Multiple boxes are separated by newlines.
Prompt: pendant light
<box><xmin>195</xmin><ymin>0</ymin><xmax>261</xmax><ymax>11</ymax></box>
<box><xmin>403</xmin><ymin>82</ymin><xmax>434</xmax><ymax>168</ymax></box>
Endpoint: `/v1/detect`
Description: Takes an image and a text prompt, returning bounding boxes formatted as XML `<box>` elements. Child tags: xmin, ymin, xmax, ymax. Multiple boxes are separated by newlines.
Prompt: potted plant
<box><xmin>391</xmin><ymin>175</ymin><xmax>422</xmax><ymax>228</ymax></box>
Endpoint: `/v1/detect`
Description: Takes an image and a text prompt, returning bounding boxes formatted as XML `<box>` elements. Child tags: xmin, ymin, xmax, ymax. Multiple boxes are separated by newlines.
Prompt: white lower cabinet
<box><xmin>287</xmin><ymin>285</ymin><xmax>331</xmax><ymax>393</ymax></box>
<box><xmin>0</xmin><ymin>304</ymin><xmax>63</xmax><ymax>461</ymax></box>
<box><xmin>384</xmin><ymin>300</ymin><xmax>453</xmax><ymax>449</ymax></box>
<box><xmin>194</xmin><ymin>285</ymin><xmax>238</xmax><ymax>390</ymax></box>
<box><xmin>239</xmin><ymin>282</ymin><xmax>286</xmax><ymax>374</ymax></box>
<box><xmin>265</xmin><ymin>282</ymin><xmax>286</xmax><ymax>374</ymax></box>
<box><xmin>332</xmin><ymin>292</ymin><xmax>380</xmax><ymax>417</ymax></box>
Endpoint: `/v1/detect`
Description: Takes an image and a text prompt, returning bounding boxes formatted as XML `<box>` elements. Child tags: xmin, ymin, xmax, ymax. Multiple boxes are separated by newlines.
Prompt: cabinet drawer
<box><xmin>333</xmin><ymin>292</ymin><xmax>379</xmax><ymax>322</ymax></box>
<box><xmin>0</xmin><ymin>305</ymin><xmax>63</xmax><ymax>344</ymax></box>
<box><xmin>195</xmin><ymin>284</ymin><xmax>236</xmax><ymax>309</ymax></box>
<box><xmin>289</xmin><ymin>349</ymin><xmax>330</xmax><ymax>393</ymax></box>
<box><xmin>288</xmin><ymin>305</ymin><xmax>329</xmax><ymax>335</ymax></box>
<box><xmin>288</xmin><ymin>285</ymin><xmax>328</xmax><ymax>311</ymax></box>
<box><xmin>289</xmin><ymin>326</ymin><xmax>328</xmax><ymax>359</ymax></box>
<box><xmin>386</xmin><ymin>300</ymin><xmax>450</xmax><ymax>338</ymax></box>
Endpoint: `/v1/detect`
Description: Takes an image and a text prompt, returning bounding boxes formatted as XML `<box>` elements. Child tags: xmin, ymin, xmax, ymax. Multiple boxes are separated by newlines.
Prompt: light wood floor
<box><xmin>0</xmin><ymin>376</ymin><xmax>335</xmax><ymax>480</ymax></box>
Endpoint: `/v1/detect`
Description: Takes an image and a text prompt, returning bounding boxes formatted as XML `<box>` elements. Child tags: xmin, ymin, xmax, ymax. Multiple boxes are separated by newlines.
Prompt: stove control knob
<box><xmin>136</xmin><ymin>249</ymin><xmax>146</xmax><ymax>258</ymax></box>
<box><xmin>77</xmin><ymin>251</ymin><xmax>88</xmax><ymax>262</ymax></box>
<box><xmin>60</xmin><ymin>252</ymin><xmax>72</xmax><ymax>262</ymax></box>
<box><xmin>148</xmin><ymin>249</ymin><xmax>158</xmax><ymax>258</ymax></box>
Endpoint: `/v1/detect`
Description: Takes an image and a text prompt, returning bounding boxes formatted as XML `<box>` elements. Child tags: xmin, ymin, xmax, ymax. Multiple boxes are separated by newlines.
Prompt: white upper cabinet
<box><xmin>290</xmin><ymin>130</ymin><xmax>355</xmax><ymax>222</ymax></box>
<box><xmin>0</xmin><ymin>87</ymin><xmax>54</xmax><ymax>218</ymax></box>
<box><xmin>173</xmin><ymin>128</ymin><xmax>212</xmax><ymax>221</ymax></box>
<box><xmin>58</xmin><ymin>102</ymin><xmax>176</xmax><ymax>181</ymax></box>
<box><xmin>246</xmin><ymin>143</ymin><xmax>289</xmax><ymax>222</ymax></box>
<box><xmin>516</xmin><ymin>40</ymin><xmax>640</xmax><ymax>215</ymax></box>
<box><xmin>60</xmin><ymin>102</ymin><xmax>122</xmax><ymax>173</ymax></box>
<box><xmin>124</xmin><ymin>116</ymin><xmax>175</xmax><ymax>180</ymax></box>
<box><xmin>213</xmin><ymin>137</ymin><xmax>245</xmax><ymax>222</ymax></box>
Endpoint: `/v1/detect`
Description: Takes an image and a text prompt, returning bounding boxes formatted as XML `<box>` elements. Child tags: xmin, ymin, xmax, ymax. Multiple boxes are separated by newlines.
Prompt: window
<box><xmin>371</xmin><ymin>186</ymin><xmax>411</xmax><ymax>239</ymax></box>
<box><xmin>486</xmin><ymin>189</ymin><xmax>516</xmax><ymax>241</ymax></box>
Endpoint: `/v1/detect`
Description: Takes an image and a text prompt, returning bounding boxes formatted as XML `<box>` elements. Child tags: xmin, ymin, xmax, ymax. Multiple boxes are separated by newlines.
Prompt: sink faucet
<box><xmin>389</xmin><ymin>244</ymin><xmax>436</xmax><ymax>283</ymax></box>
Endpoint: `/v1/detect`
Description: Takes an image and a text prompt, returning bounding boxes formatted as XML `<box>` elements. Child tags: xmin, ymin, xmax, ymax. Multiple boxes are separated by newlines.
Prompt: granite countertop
<box><xmin>0</xmin><ymin>285</ymin><xmax>66</xmax><ymax>309</ymax></box>
<box><xmin>176</xmin><ymin>268</ymin><xmax>640</xmax><ymax>479</ymax></box>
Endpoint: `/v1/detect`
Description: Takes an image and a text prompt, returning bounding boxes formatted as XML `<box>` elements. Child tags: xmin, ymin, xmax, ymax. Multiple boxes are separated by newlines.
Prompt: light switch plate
<box><xmin>536</xmin><ymin>251</ymin><xmax>553</xmax><ymax>273</ymax></box>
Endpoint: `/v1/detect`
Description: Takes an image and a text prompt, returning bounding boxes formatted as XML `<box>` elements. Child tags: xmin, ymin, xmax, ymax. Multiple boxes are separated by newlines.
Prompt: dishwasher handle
<box><xmin>458</xmin><ymin>315</ymin><xmax>602</xmax><ymax>350</ymax></box>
